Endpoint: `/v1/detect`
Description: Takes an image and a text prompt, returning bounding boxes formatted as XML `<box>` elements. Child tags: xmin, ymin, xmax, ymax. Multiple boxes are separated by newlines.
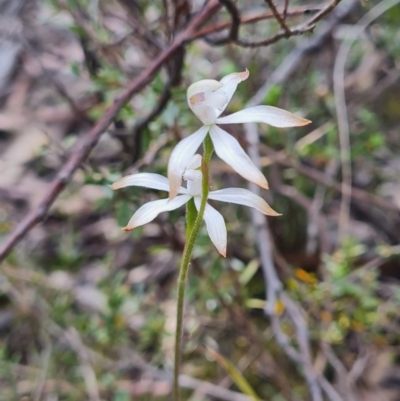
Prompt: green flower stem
<box><xmin>185</xmin><ymin>198</ymin><xmax>197</xmax><ymax>240</ymax></box>
<box><xmin>173</xmin><ymin>134</ymin><xmax>213</xmax><ymax>401</ymax></box>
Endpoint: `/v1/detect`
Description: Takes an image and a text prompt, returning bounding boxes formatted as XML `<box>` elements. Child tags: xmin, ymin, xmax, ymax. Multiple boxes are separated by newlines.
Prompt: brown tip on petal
<box><xmin>236</xmin><ymin>69</ymin><xmax>250</xmax><ymax>81</ymax></box>
<box><xmin>122</xmin><ymin>226</ymin><xmax>134</xmax><ymax>232</ymax></box>
<box><xmin>267</xmin><ymin>211</ymin><xmax>282</xmax><ymax>217</ymax></box>
<box><xmin>109</xmin><ymin>183</ymin><xmax>119</xmax><ymax>190</ymax></box>
<box><xmin>300</xmin><ymin>118</ymin><xmax>312</xmax><ymax>126</ymax></box>
<box><xmin>257</xmin><ymin>177</ymin><xmax>269</xmax><ymax>190</ymax></box>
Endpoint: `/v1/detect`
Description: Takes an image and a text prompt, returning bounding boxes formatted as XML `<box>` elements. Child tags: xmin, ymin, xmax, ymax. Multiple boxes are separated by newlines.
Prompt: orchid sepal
<box><xmin>194</xmin><ymin>197</ymin><xmax>227</xmax><ymax>257</ymax></box>
<box><xmin>208</xmin><ymin>187</ymin><xmax>280</xmax><ymax>216</ymax></box>
<box><xmin>216</xmin><ymin>105</ymin><xmax>311</xmax><ymax>128</ymax></box>
<box><xmin>209</xmin><ymin>125</ymin><xmax>269</xmax><ymax>190</ymax></box>
<box><xmin>110</xmin><ymin>172</ymin><xmax>188</xmax><ymax>194</ymax></box>
<box><xmin>122</xmin><ymin>195</ymin><xmax>191</xmax><ymax>231</ymax></box>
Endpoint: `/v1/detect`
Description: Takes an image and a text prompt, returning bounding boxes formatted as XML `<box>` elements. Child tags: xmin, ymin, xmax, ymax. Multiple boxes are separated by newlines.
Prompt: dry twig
<box><xmin>192</xmin><ymin>4</ymin><xmax>322</xmax><ymax>39</ymax></box>
<box><xmin>205</xmin><ymin>0</ymin><xmax>240</xmax><ymax>44</ymax></box>
<box><xmin>235</xmin><ymin>0</ymin><xmax>346</xmax><ymax>47</ymax></box>
<box><xmin>201</xmin><ymin>0</ymin><xmax>344</xmax><ymax>47</ymax></box>
<box><xmin>264</xmin><ymin>0</ymin><xmax>291</xmax><ymax>34</ymax></box>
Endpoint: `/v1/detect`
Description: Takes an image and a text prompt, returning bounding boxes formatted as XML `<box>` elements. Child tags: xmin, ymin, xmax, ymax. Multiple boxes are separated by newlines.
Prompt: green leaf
<box><xmin>239</xmin><ymin>259</ymin><xmax>259</xmax><ymax>286</ymax></box>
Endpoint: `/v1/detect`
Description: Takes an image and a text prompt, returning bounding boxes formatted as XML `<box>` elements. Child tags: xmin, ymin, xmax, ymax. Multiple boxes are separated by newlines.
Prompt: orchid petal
<box><xmin>208</xmin><ymin>188</ymin><xmax>280</xmax><ymax>216</ymax></box>
<box><xmin>216</xmin><ymin>105</ymin><xmax>311</xmax><ymax>127</ymax></box>
<box><xmin>209</xmin><ymin>125</ymin><xmax>269</xmax><ymax>189</ymax></box>
<box><xmin>110</xmin><ymin>173</ymin><xmax>188</xmax><ymax>194</ymax></box>
<box><xmin>215</xmin><ymin>69</ymin><xmax>249</xmax><ymax>117</ymax></box>
<box><xmin>123</xmin><ymin>195</ymin><xmax>191</xmax><ymax>231</ymax></box>
<box><xmin>194</xmin><ymin>197</ymin><xmax>227</xmax><ymax>257</ymax></box>
<box><xmin>168</xmin><ymin>126</ymin><xmax>209</xmax><ymax>199</ymax></box>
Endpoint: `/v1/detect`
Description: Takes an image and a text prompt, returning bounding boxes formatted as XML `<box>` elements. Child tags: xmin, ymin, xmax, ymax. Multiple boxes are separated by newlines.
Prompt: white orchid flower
<box><xmin>111</xmin><ymin>155</ymin><xmax>279</xmax><ymax>257</ymax></box>
<box><xmin>168</xmin><ymin>69</ymin><xmax>311</xmax><ymax>199</ymax></box>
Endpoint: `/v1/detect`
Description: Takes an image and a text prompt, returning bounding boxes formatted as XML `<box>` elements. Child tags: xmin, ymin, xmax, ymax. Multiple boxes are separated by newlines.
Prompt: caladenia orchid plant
<box><xmin>111</xmin><ymin>70</ymin><xmax>311</xmax><ymax>401</ymax></box>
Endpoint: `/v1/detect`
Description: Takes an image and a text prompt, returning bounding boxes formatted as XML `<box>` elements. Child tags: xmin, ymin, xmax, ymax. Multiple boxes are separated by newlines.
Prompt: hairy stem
<box><xmin>173</xmin><ymin>135</ymin><xmax>213</xmax><ymax>401</ymax></box>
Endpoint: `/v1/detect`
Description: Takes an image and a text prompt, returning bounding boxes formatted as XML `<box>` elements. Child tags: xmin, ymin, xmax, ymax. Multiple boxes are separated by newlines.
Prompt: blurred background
<box><xmin>1</xmin><ymin>0</ymin><xmax>400</xmax><ymax>400</ymax></box>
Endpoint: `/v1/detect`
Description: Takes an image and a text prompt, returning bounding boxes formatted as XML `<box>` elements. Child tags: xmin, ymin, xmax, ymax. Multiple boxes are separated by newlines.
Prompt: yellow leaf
<box><xmin>295</xmin><ymin>268</ymin><xmax>318</xmax><ymax>285</ymax></box>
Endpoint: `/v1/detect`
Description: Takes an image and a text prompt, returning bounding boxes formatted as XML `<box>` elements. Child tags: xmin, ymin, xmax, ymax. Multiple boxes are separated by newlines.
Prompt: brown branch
<box><xmin>226</xmin><ymin>0</ymin><xmax>343</xmax><ymax>48</ymax></box>
<box><xmin>192</xmin><ymin>4</ymin><xmax>323</xmax><ymax>39</ymax></box>
<box><xmin>283</xmin><ymin>0</ymin><xmax>289</xmax><ymax>20</ymax></box>
<box><xmin>264</xmin><ymin>0</ymin><xmax>291</xmax><ymax>35</ymax></box>
<box><xmin>236</xmin><ymin>23</ymin><xmax>316</xmax><ymax>48</ymax></box>
<box><xmin>247</xmin><ymin>0</ymin><xmax>359</xmax><ymax>106</ymax></box>
<box><xmin>0</xmin><ymin>0</ymin><xmax>220</xmax><ymax>262</ymax></box>
<box><xmin>205</xmin><ymin>0</ymin><xmax>240</xmax><ymax>45</ymax></box>
<box><xmin>303</xmin><ymin>0</ymin><xmax>343</xmax><ymax>28</ymax></box>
